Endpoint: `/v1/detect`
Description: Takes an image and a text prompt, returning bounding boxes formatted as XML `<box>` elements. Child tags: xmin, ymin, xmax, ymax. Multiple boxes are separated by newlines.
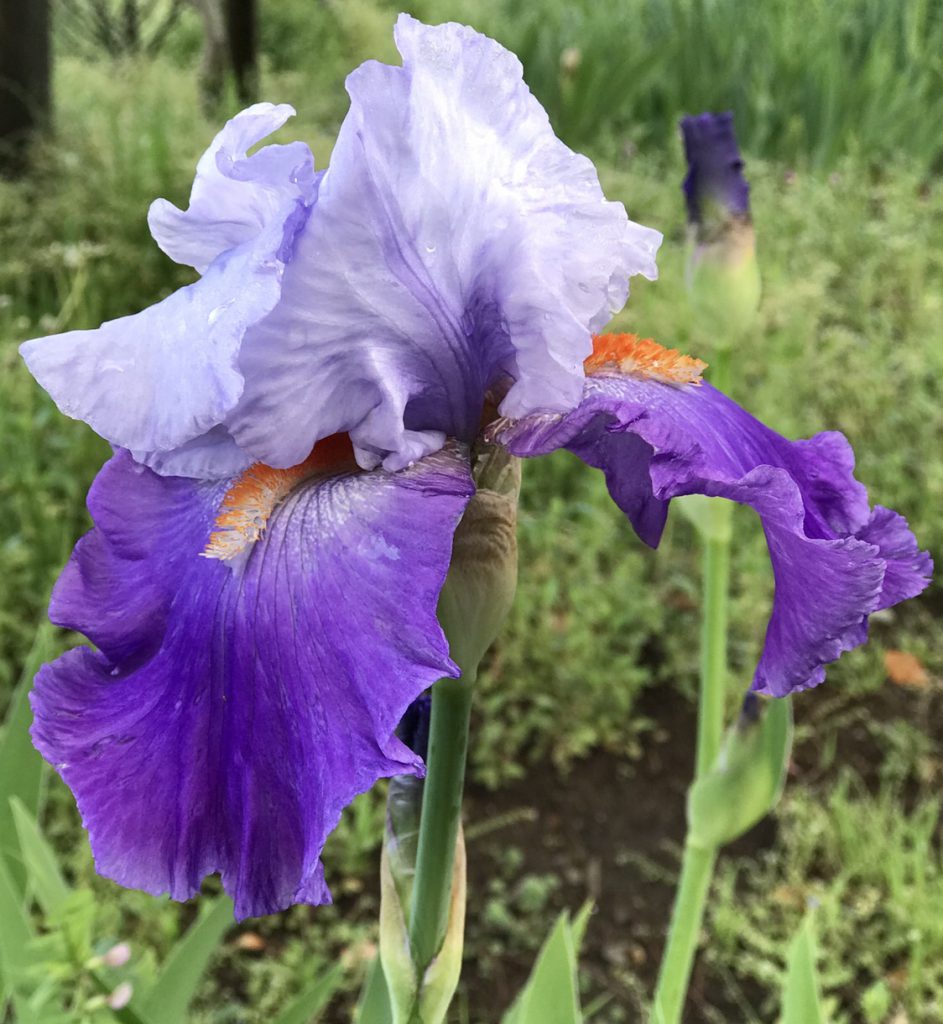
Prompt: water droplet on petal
<box><xmin>208</xmin><ymin>300</ymin><xmax>235</xmax><ymax>327</ymax></box>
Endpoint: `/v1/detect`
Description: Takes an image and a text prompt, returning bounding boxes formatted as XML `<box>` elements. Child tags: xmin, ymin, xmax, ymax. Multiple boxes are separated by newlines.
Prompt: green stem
<box><xmin>653</xmin><ymin>346</ymin><xmax>733</xmax><ymax>1023</ymax></box>
<box><xmin>696</xmin><ymin>345</ymin><xmax>732</xmax><ymax>777</ymax></box>
<box><xmin>696</xmin><ymin>528</ymin><xmax>731</xmax><ymax>777</ymax></box>
<box><xmin>408</xmin><ymin>673</ymin><xmax>474</xmax><ymax>972</ymax></box>
<box><xmin>652</xmin><ymin>842</ymin><xmax>718</xmax><ymax>1024</ymax></box>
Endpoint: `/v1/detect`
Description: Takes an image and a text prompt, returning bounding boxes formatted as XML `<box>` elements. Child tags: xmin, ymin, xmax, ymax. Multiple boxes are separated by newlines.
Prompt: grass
<box><xmin>710</xmin><ymin>778</ymin><xmax>943</xmax><ymax>1024</ymax></box>
<box><xmin>417</xmin><ymin>0</ymin><xmax>943</xmax><ymax>173</ymax></box>
<box><xmin>1</xmin><ymin>1</ymin><xmax>941</xmax><ymax>1020</ymax></box>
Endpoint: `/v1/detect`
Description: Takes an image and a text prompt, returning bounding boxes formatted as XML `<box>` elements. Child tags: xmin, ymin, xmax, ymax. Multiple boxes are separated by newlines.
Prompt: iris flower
<box><xmin>21</xmin><ymin>16</ymin><xmax>930</xmax><ymax>919</ymax></box>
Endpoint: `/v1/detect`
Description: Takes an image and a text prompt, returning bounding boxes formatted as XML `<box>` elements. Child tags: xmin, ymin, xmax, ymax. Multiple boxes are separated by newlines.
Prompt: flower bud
<box><xmin>681</xmin><ymin>112</ymin><xmax>760</xmax><ymax>342</ymax></box>
<box><xmin>437</xmin><ymin>442</ymin><xmax>521</xmax><ymax>677</ymax></box>
<box><xmin>687</xmin><ymin>692</ymin><xmax>793</xmax><ymax>849</ymax></box>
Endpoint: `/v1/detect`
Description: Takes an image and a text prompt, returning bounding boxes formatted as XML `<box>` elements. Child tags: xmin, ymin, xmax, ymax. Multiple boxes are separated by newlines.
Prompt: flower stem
<box><xmin>408</xmin><ymin>673</ymin><xmax>474</xmax><ymax>972</ymax></box>
<box><xmin>696</xmin><ymin>525</ymin><xmax>731</xmax><ymax>776</ymax></box>
<box><xmin>652</xmin><ymin>842</ymin><xmax>718</xmax><ymax>1023</ymax></box>
<box><xmin>653</xmin><ymin>347</ymin><xmax>732</xmax><ymax>1023</ymax></box>
<box><xmin>696</xmin><ymin>345</ymin><xmax>732</xmax><ymax>777</ymax></box>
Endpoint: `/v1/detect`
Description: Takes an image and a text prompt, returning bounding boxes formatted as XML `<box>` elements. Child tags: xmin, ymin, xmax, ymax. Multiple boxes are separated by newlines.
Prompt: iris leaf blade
<box><xmin>0</xmin><ymin>623</ymin><xmax>54</xmax><ymax>891</ymax></box>
<box><xmin>354</xmin><ymin>957</ymin><xmax>392</xmax><ymax>1024</ymax></box>
<box><xmin>782</xmin><ymin>912</ymin><xmax>826</xmax><ymax>1024</ymax></box>
<box><xmin>501</xmin><ymin>910</ymin><xmax>585</xmax><ymax>1024</ymax></box>
<box><xmin>0</xmin><ymin>853</ymin><xmax>37</xmax><ymax>1022</ymax></box>
<box><xmin>270</xmin><ymin>961</ymin><xmax>344</xmax><ymax>1024</ymax></box>
<box><xmin>10</xmin><ymin>797</ymin><xmax>70</xmax><ymax>917</ymax></box>
<box><xmin>141</xmin><ymin>896</ymin><xmax>233</xmax><ymax>1024</ymax></box>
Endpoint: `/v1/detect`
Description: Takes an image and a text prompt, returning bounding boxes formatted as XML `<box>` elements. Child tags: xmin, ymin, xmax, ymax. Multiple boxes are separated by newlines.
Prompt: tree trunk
<box><xmin>0</xmin><ymin>0</ymin><xmax>52</xmax><ymax>176</ymax></box>
<box><xmin>225</xmin><ymin>0</ymin><xmax>257</xmax><ymax>105</ymax></box>
<box><xmin>193</xmin><ymin>0</ymin><xmax>228</xmax><ymax>112</ymax></box>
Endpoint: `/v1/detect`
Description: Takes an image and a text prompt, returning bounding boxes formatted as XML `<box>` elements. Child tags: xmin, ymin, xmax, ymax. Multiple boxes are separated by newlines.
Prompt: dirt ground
<box><xmin>461</xmin><ymin>678</ymin><xmax>942</xmax><ymax>1022</ymax></box>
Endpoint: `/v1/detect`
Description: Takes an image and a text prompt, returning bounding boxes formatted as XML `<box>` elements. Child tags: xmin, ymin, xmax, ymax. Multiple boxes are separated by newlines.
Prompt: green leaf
<box><xmin>141</xmin><ymin>897</ymin><xmax>233</xmax><ymax>1024</ymax></box>
<box><xmin>0</xmin><ymin>853</ymin><xmax>37</xmax><ymax>1021</ymax></box>
<box><xmin>354</xmin><ymin>957</ymin><xmax>392</xmax><ymax>1024</ymax></box>
<box><xmin>688</xmin><ymin>696</ymin><xmax>793</xmax><ymax>849</ymax></box>
<box><xmin>502</xmin><ymin>908</ymin><xmax>590</xmax><ymax>1024</ymax></box>
<box><xmin>781</xmin><ymin>912</ymin><xmax>826</xmax><ymax>1024</ymax></box>
<box><xmin>10</xmin><ymin>798</ymin><xmax>70</xmax><ymax>917</ymax></box>
<box><xmin>271</xmin><ymin>962</ymin><xmax>344</xmax><ymax>1024</ymax></box>
<box><xmin>0</xmin><ymin>624</ymin><xmax>54</xmax><ymax>892</ymax></box>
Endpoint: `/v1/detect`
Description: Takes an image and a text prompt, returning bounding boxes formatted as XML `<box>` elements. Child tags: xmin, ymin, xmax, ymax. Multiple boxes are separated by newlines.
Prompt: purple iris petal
<box><xmin>20</xmin><ymin>104</ymin><xmax>317</xmax><ymax>479</ymax></box>
<box><xmin>681</xmin><ymin>111</ymin><xmax>750</xmax><ymax>223</ymax></box>
<box><xmin>225</xmin><ymin>14</ymin><xmax>661</xmax><ymax>473</ymax></box>
<box><xmin>490</xmin><ymin>373</ymin><xmax>931</xmax><ymax>697</ymax></box>
<box><xmin>32</xmin><ymin>444</ymin><xmax>473</xmax><ymax>919</ymax></box>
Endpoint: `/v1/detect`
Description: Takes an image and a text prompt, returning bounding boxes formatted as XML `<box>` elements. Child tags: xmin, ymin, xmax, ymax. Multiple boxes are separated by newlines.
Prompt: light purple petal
<box><xmin>226</xmin><ymin>14</ymin><xmax>661</xmax><ymax>472</ymax></box>
<box><xmin>490</xmin><ymin>374</ymin><xmax>932</xmax><ymax>697</ymax></box>
<box><xmin>32</xmin><ymin>444</ymin><xmax>473</xmax><ymax>918</ymax></box>
<box><xmin>133</xmin><ymin>425</ymin><xmax>253</xmax><ymax>480</ymax></box>
<box><xmin>148</xmin><ymin>103</ymin><xmax>318</xmax><ymax>274</ymax></box>
<box><xmin>21</xmin><ymin>105</ymin><xmax>317</xmax><ymax>468</ymax></box>
<box><xmin>20</xmin><ymin>249</ymin><xmax>276</xmax><ymax>453</ymax></box>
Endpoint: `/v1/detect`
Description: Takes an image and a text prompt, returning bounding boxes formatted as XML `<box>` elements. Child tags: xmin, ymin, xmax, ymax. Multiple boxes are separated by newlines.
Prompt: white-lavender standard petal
<box><xmin>227</xmin><ymin>15</ymin><xmax>661</xmax><ymax>471</ymax></box>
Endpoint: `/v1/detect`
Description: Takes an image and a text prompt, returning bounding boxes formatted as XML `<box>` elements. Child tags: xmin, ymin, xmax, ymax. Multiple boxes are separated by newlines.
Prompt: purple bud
<box><xmin>680</xmin><ymin>112</ymin><xmax>750</xmax><ymax>225</ymax></box>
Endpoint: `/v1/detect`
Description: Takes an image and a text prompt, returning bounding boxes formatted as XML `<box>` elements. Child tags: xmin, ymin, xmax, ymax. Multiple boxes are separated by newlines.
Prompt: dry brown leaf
<box><xmin>884</xmin><ymin>650</ymin><xmax>929</xmax><ymax>688</ymax></box>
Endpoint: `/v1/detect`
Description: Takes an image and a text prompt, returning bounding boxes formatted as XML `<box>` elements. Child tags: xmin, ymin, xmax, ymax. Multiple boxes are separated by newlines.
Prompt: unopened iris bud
<box><xmin>437</xmin><ymin>441</ymin><xmax>521</xmax><ymax>677</ymax></box>
<box><xmin>681</xmin><ymin>111</ymin><xmax>760</xmax><ymax>342</ymax></box>
<box><xmin>687</xmin><ymin>691</ymin><xmax>793</xmax><ymax>850</ymax></box>
<box><xmin>380</xmin><ymin>696</ymin><xmax>467</xmax><ymax>1024</ymax></box>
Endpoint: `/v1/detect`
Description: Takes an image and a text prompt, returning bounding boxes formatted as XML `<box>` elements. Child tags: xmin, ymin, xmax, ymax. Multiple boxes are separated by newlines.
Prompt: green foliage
<box><xmin>781</xmin><ymin>912</ymin><xmax>826</xmax><ymax>1024</ymax></box>
<box><xmin>416</xmin><ymin>0</ymin><xmax>943</xmax><ymax>173</ymax></box>
<box><xmin>502</xmin><ymin>905</ymin><xmax>591</xmax><ymax>1024</ymax></box>
<box><xmin>0</xmin><ymin>626</ymin><xmax>51</xmax><ymax>886</ymax></box>
<box><xmin>270</xmin><ymin>962</ymin><xmax>345</xmax><ymax>1024</ymax></box>
<box><xmin>710</xmin><ymin>780</ymin><xmax>943</xmax><ymax>1022</ymax></box>
<box><xmin>140</xmin><ymin>899</ymin><xmax>234</xmax><ymax>1024</ymax></box>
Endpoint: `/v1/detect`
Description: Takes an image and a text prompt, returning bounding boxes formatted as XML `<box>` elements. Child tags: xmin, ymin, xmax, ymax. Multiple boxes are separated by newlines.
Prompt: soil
<box><xmin>458</xmin><ymin>677</ymin><xmax>943</xmax><ymax>1023</ymax></box>
<box><xmin>462</xmin><ymin>682</ymin><xmax>771</xmax><ymax>1023</ymax></box>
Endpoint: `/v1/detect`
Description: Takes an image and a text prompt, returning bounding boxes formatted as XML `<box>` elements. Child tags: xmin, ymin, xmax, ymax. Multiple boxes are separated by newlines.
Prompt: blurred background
<box><xmin>0</xmin><ymin>1</ymin><xmax>941</xmax><ymax>1021</ymax></box>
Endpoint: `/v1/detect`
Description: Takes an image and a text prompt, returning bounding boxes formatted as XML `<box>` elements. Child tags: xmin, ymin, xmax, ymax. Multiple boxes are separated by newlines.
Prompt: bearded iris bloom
<box><xmin>21</xmin><ymin>16</ymin><xmax>930</xmax><ymax>919</ymax></box>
